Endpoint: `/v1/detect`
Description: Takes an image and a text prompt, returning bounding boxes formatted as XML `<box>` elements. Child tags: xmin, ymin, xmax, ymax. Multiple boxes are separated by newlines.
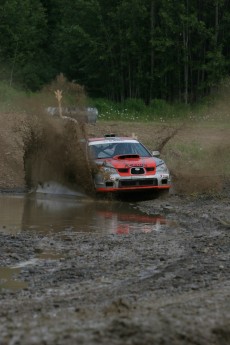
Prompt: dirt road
<box><xmin>0</xmin><ymin>112</ymin><xmax>230</xmax><ymax>344</ymax></box>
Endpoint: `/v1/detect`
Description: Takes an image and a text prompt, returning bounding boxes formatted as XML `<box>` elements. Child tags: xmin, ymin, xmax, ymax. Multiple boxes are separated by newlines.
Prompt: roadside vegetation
<box><xmin>1</xmin><ymin>76</ymin><xmax>230</xmax><ymax>124</ymax></box>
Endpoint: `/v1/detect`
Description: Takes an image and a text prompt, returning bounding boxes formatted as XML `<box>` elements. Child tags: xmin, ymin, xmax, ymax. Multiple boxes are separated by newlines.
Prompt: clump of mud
<box><xmin>23</xmin><ymin>114</ymin><xmax>95</xmax><ymax>195</ymax></box>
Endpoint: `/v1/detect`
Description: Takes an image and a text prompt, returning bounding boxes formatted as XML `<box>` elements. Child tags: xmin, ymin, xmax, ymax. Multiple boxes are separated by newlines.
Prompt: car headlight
<box><xmin>101</xmin><ymin>166</ymin><xmax>117</xmax><ymax>174</ymax></box>
<box><xmin>156</xmin><ymin>163</ymin><xmax>169</xmax><ymax>173</ymax></box>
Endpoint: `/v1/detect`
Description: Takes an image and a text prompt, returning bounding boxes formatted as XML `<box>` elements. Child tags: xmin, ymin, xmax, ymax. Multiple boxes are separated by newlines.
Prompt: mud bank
<box><xmin>0</xmin><ymin>186</ymin><xmax>229</xmax><ymax>345</ymax></box>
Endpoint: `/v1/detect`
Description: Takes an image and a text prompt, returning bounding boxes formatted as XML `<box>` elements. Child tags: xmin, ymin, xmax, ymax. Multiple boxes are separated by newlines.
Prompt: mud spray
<box><xmin>23</xmin><ymin>114</ymin><xmax>95</xmax><ymax>196</ymax></box>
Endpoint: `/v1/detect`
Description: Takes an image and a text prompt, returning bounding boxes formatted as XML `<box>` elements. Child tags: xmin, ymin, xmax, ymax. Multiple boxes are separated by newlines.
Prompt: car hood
<box><xmin>95</xmin><ymin>154</ymin><xmax>157</xmax><ymax>168</ymax></box>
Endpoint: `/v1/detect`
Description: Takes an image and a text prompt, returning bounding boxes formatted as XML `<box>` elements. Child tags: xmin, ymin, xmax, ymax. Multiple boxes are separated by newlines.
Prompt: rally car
<box><xmin>88</xmin><ymin>134</ymin><xmax>171</xmax><ymax>194</ymax></box>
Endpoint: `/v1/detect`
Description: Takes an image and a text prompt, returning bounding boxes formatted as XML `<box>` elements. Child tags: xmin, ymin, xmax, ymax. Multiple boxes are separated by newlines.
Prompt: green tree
<box><xmin>0</xmin><ymin>0</ymin><xmax>52</xmax><ymax>89</ymax></box>
<box><xmin>1</xmin><ymin>0</ymin><xmax>229</xmax><ymax>102</ymax></box>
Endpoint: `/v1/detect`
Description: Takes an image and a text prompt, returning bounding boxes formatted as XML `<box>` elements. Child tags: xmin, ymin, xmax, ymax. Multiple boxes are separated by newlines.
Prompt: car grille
<box><xmin>118</xmin><ymin>167</ymin><xmax>155</xmax><ymax>175</ymax></box>
<box><xmin>131</xmin><ymin>167</ymin><xmax>145</xmax><ymax>174</ymax></box>
<box><xmin>119</xmin><ymin>179</ymin><xmax>158</xmax><ymax>188</ymax></box>
<box><xmin>118</xmin><ymin>168</ymin><xmax>129</xmax><ymax>173</ymax></box>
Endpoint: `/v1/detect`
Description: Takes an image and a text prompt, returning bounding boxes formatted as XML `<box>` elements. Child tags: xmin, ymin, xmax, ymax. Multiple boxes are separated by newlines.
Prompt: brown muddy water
<box><xmin>0</xmin><ymin>184</ymin><xmax>166</xmax><ymax>236</ymax></box>
<box><xmin>0</xmin><ymin>184</ymin><xmax>168</xmax><ymax>291</ymax></box>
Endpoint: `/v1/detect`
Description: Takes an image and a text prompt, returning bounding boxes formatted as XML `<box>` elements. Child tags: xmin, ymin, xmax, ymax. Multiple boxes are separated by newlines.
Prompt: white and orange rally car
<box><xmin>88</xmin><ymin>134</ymin><xmax>171</xmax><ymax>194</ymax></box>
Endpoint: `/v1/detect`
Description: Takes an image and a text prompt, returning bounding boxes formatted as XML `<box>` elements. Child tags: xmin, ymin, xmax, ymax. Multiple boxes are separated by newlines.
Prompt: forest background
<box><xmin>0</xmin><ymin>0</ymin><xmax>230</xmax><ymax>114</ymax></box>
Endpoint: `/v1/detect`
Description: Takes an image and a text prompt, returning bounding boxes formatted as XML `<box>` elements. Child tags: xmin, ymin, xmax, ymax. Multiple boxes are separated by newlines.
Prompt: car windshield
<box><xmin>89</xmin><ymin>142</ymin><xmax>152</xmax><ymax>159</ymax></box>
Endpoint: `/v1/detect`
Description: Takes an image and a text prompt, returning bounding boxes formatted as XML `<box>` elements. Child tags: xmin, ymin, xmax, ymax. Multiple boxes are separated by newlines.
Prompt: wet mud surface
<box><xmin>0</xmin><ymin>185</ymin><xmax>230</xmax><ymax>345</ymax></box>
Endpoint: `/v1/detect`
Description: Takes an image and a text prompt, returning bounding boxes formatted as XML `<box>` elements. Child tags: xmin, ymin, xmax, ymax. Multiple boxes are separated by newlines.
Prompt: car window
<box><xmin>90</xmin><ymin>144</ymin><xmax>115</xmax><ymax>158</ymax></box>
<box><xmin>131</xmin><ymin>143</ymin><xmax>151</xmax><ymax>157</ymax></box>
<box><xmin>90</xmin><ymin>142</ymin><xmax>151</xmax><ymax>158</ymax></box>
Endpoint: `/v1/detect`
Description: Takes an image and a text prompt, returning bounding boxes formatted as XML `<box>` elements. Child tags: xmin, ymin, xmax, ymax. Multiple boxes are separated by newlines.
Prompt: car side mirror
<box><xmin>152</xmin><ymin>150</ymin><xmax>160</xmax><ymax>157</ymax></box>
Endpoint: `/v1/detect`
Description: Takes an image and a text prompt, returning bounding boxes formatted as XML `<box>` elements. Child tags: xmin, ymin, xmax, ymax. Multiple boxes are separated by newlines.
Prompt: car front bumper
<box><xmin>94</xmin><ymin>173</ymin><xmax>171</xmax><ymax>192</ymax></box>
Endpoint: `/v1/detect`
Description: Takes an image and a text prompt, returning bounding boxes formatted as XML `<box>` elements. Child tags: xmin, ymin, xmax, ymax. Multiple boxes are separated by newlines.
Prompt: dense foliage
<box><xmin>0</xmin><ymin>0</ymin><xmax>230</xmax><ymax>103</ymax></box>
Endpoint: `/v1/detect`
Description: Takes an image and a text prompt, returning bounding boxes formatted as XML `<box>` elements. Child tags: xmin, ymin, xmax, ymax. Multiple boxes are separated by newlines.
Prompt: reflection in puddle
<box><xmin>96</xmin><ymin>210</ymin><xmax>166</xmax><ymax>234</ymax></box>
<box><xmin>0</xmin><ymin>267</ymin><xmax>28</xmax><ymax>290</ymax></box>
<box><xmin>0</xmin><ymin>193</ymin><xmax>169</xmax><ymax>235</ymax></box>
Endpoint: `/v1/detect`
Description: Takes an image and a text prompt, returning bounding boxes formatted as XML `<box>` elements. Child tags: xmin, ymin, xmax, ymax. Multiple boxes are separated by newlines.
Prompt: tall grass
<box><xmin>0</xmin><ymin>81</ymin><xmax>26</xmax><ymax>112</ymax></box>
<box><xmin>91</xmin><ymin>97</ymin><xmax>197</xmax><ymax>122</ymax></box>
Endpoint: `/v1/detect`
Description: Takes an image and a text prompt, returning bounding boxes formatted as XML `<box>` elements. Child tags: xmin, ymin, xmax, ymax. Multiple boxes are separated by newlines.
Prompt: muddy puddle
<box><xmin>0</xmin><ymin>267</ymin><xmax>28</xmax><ymax>290</ymax></box>
<box><xmin>0</xmin><ymin>186</ymin><xmax>167</xmax><ymax>236</ymax></box>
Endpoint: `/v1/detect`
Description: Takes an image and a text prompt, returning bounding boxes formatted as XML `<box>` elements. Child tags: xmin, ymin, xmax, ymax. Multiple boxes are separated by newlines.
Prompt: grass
<box><xmin>90</xmin><ymin>94</ymin><xmax>230</xmax><ymax>126</ymax></box>
<box><xmin>0</xmin><ymin>81</ymin><xmax>26</xmax><ymax>112</ymax></box>
<box><xmin>91</xmin><ymin>97</ymin><xmax>193</xmax><ymax>122</ymax></box>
